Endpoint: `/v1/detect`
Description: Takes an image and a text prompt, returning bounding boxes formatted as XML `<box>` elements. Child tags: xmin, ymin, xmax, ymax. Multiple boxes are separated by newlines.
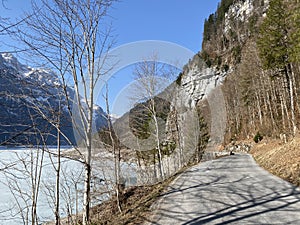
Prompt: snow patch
<box><xmin>1</xmin><ymin>53</ymin><xmax>31</xmax><ymax>75</ymax></box>
<box><xmin>24</xmin><ymin>70</ymin><xmax>33</xmax><ymax>77</ymax></box>
<box><xmin>36</xmin><ymin>96</ymin><xmax>49</xmax><ymax>102</ymax></box>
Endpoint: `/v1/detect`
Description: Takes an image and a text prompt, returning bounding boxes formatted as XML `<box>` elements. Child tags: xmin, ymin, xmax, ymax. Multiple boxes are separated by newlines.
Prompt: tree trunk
<box><xmin>83</xmin><ymin>161</ymin><xmax>91</xmax><ymax>225</ymax></box>
<box><xmin>55</xmin><ymin>123</ymin><xmax>61</xmax><ymax>225</ymax></box>
<box><xmin>285</xmin><ymin>65</ymin><xmax>297</xmax><ymax>135</ymax></box>
<box><xmin>153</xmin><ymin>113</ymin><xmax>164</xmax><ymax>180</ymax></box>
<box><xmin>105</xmin><ymin>84</ymin><xmax>122</xmax><ymax>212</ymax></box>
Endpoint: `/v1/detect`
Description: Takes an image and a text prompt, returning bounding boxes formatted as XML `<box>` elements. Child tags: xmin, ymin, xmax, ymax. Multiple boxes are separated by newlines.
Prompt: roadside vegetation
<box><xmin>251</xmin><ymin>136</ymin><xmax>300</xmax><ymax>187</ymax></box>
<box><xmin>63</xmin><ymin>166</ymin><xmax>188</xmax><ymax>225</ymax></box>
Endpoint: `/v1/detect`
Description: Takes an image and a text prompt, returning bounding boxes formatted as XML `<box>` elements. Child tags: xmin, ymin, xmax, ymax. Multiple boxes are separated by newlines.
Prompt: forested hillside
<box><xmin>200</xmin><ymin>0</ymin><xmax>300</xmax><ymax>142</ymax></box>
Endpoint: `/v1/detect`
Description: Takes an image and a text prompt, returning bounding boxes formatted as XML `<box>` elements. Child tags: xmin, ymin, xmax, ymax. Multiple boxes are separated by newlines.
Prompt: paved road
<box><xmin>146</xmin><ymin>154</ymin><xmax>300</xmax><ymax>225</ymax></box>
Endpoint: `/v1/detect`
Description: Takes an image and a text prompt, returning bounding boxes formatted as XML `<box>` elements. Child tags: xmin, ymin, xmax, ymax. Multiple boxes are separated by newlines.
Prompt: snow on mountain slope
<box><xmin>0</xmin><ymin>53</ymin><xmax>106</xmax><ymax>146</ymax></box>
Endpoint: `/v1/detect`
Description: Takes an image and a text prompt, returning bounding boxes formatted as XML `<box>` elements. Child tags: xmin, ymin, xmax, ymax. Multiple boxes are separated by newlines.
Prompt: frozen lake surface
<box><xmin>0</xmin><ymin>147</ymin><xmax>136</xmax><ymax>225</ymax></box>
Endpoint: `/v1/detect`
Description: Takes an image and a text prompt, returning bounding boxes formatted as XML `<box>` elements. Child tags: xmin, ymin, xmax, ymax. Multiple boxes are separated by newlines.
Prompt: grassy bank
<box><xmin>251</xmin><ymin>137</ymin><xmax>300</xmax><ymax>186</ymax></box>
<box><xmin>87</xmin><ymin>167</ymin><xmax>188</xmax><ymax>225</ymax></box>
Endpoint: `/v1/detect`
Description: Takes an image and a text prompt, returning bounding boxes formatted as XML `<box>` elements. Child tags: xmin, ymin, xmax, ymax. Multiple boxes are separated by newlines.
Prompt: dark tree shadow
<box><xmin>144</xmin><ymin>154</ymin><xmax>300</xmax><ymax>225</ymax></box>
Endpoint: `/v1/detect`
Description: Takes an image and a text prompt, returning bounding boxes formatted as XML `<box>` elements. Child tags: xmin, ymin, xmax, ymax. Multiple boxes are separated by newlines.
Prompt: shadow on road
<box><xmin>145</xmin><ymin>154</ymin><xmax>300</xmax><ymax>225</ymax></box>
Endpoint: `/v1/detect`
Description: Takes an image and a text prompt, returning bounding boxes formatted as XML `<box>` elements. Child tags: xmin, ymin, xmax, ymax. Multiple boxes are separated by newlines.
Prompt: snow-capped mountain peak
<box><xmin>0</xmin><ymin>53</ymin><xmax>106</xmax><ymax>146</ymax></box>
<box><xmin>0</xmin><ymin>53</ymin><xmax>61</xmax><ymax>87</ymax></box>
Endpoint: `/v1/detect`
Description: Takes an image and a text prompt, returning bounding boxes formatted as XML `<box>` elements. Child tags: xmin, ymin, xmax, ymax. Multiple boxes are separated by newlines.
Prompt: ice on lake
<box><xmin>0</xmin><ymin>147</ymin><xmax>136</xmax><ymax>225</ymax></box>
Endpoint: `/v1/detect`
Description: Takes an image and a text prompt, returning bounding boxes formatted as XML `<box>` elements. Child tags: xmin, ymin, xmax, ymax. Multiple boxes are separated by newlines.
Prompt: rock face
<box><xmin>176</xmin><ymin>54</ymin><xmax>228</xmax><ymax>150</ymax></box>
<box><xmin>180</xmin><ymin>55</ymin><xmax>227</xmax><ymax>107</ymax></box>
<box><xmin>224</xmin><ymin>0</ymin><xmax>254</xmax><ymax>32</ymax></box>
<box><xmin>0</xmin><ymin>53</ymin><xmax>106</xmax><ymax>146</ymax></box>
<box><xmin>177</xmin><ymin>0</ymin><xmax>271</xmax><ymax>149</ymax></box>
<box><xmin>224</xmin><ymin>0</ymin><xmax>269</xmax><ymax>33</ymax></box>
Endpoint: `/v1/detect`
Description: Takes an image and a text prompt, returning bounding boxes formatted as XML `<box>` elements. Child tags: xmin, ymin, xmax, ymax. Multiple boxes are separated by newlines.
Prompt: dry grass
<box><xmin>87</xmin><ymin>168</ymin><xmax>186</xmax><ymax>225</ymax></box>
<box><xmin>47</xmin><ymin>184</ymin><xmax>167</xmax><ymax>225</ymax></box>
<box><xmin>251</xmin><ymin>137</ymin><xmax>300</xmax><ymax>186</ymax></box>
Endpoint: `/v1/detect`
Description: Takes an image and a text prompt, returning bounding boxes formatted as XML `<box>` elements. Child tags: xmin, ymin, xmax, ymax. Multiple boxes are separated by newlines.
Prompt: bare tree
<box><xmin>129</xmin><ymin>56</ymin><xmax>176</xmax><ymax>181</ymax></box>
<box><xmin>103</xmin><ymin>83</ymin><xmax>122</xmax><ymax>212</ymax></box>
<box><xmin>1</xmin><ymin>142</ymin><xmax>46</xmax><ymax>224</ymax></box>
<box><xmin>14</xmin><ymin>0</ymin><xmax>116</xmax><ymax>224</ymax></box>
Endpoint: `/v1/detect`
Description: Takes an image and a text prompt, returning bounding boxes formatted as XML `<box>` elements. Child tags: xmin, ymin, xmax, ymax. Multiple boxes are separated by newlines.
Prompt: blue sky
<box><xmin>107</xmin><ymin>0</ymin><xmax>221</xmax><ymax>116</ymax></box>
<box><xmin>110</xmin><ymin>0</ymin><xmax>220</xmax><ymax>53</ymax></box>
<box><xmin>0</xmin><ymin>0</ymin><xmax>221</xmax><ymax>116</ymax></box>
<box><xmin>1</xmin><ymin>0</ymin><xmax>220</xmax><ymax>53</ymax></box>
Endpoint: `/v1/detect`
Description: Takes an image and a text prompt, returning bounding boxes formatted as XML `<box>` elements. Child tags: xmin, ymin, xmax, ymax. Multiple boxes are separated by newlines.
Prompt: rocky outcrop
<box><xmin>180</xmin><ymin>54</ymin><xmax>227</xmax><ymax>108</ymax></box>
<box><xmin>224</xmin><ymin>0</ymin><xmax>256</xmax><ymax>33</ymax></box>
<box><xmin>174</xmin><ymin>53</ymin><xmax>228</xmax><ymax>152</ymax></box>
<box><xmin>176</xmin><ymin>0</ymin><xmax>271</xmax><ymax>149</ymax></box>
<box><xmin>202</xmin><ymin>0</ymin><xmax>269</xmax><ymax>68</ymax></box>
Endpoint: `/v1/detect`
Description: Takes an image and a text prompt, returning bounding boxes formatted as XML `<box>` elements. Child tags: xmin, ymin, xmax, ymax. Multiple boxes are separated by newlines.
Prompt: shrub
<box><xmin>222</xmin><ymin>64</ymin><xmax>229</xmax><ymax>72</ymax></box>
<box><xmin>254</xmin><ymin>132</ymin><xmax>263</xmax><ymax>143</ymax></box>
<box><xmin>176</xmin><ymin>72</ymin><xmax>183</xmax><ymax>85</ymax></box>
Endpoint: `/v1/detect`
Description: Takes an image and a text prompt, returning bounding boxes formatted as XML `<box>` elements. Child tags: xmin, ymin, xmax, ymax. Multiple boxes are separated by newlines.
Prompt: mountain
<box><xmin>201</xmin><ymin>0</ymin><xmax>269</xmax><ymax>68</ymax></box>
<box><xmin>194</xmin><ymin>0</ymin><xmax>300</xmax><ymax>187</ymax></box>
<box><xmin>181</xmin><ymin>0</ymin><xmax>300</xmax><ymax>145</ymax></box>
<box><xmin>117</xmin><ymin>0</ymin><xmax>278</xmax><ymax>155</ymax></box>
<box><xmin>0</xmin><ymin>53</ymin><xmax>106</xmax><ymax>146</ymax></box>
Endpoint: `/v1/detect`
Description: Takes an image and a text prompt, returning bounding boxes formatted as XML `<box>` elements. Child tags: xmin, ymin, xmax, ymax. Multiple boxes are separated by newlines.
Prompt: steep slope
<box><xmin>251</xmin><ymin>137</ymin><xmax>300</xmax><ymax>186</ymax></box>
<box><xmin>180</xmin><ymin>0</ymin><xmax>300</xmax><ymax>143</ymax></box>
<box><xmin>201</xmin><ymin>0</ymin><xmax>269</xmax><ymax>69</ymax></box>
<box><xmin>0</xmin><ymin>53</ymin><xmax>106</xmax><ymax>146</ymax></box>
<box><xmin>170</xmin><ymin>0</ymin><xmax>270</xmax><ymax>150</ymax></box>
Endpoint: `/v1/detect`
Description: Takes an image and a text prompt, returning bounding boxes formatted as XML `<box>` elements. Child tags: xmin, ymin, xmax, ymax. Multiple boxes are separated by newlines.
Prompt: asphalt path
<box><xmin>146</xmin><ymin>154</ymin><xmax>300</xmax><ymax>225</ymax></box>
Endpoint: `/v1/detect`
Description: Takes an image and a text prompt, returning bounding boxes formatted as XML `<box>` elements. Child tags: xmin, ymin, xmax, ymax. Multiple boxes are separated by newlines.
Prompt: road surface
<box><xmin>146</xmin><ymin>154</ymin><xmax>300</xmax><ymax>225</ymax></box>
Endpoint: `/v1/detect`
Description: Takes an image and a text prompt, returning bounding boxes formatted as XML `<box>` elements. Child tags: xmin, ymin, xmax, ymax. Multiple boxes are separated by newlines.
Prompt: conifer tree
<box><xmin>257</xmin><ymin>0</ymin><xmax>297</xmax><ymax>135</ymax></box>
<box><xmin>257</xmin><ymin>0</ymin><xmax>290</xmax><ymax>70</ymax></box>
<box><xmin>289</xmin><ymin>0</ymin><xmax>300</xmax><ymax>62</ymax></box>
